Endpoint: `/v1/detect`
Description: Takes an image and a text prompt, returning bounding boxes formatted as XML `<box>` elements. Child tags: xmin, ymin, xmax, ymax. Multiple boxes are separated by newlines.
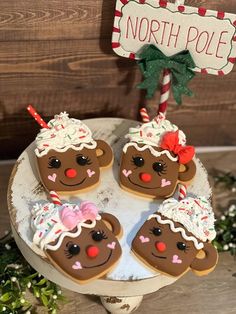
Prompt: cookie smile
<box><xmin>59</xmin><ymin>177</ymin><xmax>86</xmax><ymax>187</ymax></box>
<box><xmin>82</xmin><ymin>250</ymin><xmax>113</xmax><ymax>269</ymax></box>
<box><xmin>128</xmin><ymin>176</ymin><xmax>160</xmax><ymax>190</ymax></box>
<box><xmin>151</xmin><ymin>252</ymin><xmax>167</xmax><ymax>259</ymax></box>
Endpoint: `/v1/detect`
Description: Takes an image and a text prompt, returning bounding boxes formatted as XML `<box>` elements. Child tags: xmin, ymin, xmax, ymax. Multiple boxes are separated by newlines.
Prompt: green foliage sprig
<box><xmin>212</xmin><ymin>170</ymin><xmax>236</xmax><ymax>257</ymax></box>
<box><xmin>213</xmin><ymin>170</ymin><xmax>236</xmax><ymax>191</ymax></box>
<box><xmin>0</xmin><ymin>233</ymin><xmax>64</xmax><ymax>314</ymax></box>
<box><xmin>213</xmin><ymin>203</ymin><xmax>236</xmax><ymax>257</ymax></box>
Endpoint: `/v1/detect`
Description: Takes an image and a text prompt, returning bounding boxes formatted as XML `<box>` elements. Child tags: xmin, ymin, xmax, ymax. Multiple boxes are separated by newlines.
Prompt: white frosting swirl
<box><xmin>35</xmin><ymin>112</ymin><xmax>97</xmax><ymax>157</ymax></box>
<box><xmin>31</xmin><ymin>202</ymin><xmax>101</xmax><ymax>251</ymax></box>
<box><xmin>154</xmin><ymin>197</ymin><xmax>216</xmax><ymax>245</ymax></box>
<box><xmin>123</xmin><ymin>113</ymin><xmax>186</xmax><ymax>159</ymax></box>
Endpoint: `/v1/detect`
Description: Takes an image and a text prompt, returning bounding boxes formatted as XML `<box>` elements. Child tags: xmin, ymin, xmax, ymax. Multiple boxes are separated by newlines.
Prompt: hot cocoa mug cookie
<box><xmin>120</xmin><ymin>113</ymin><xmax>196</xmax><ymax>199</ymax></box>
<box><xmin>131</xmin><ymin>197</ymin><xmax>218</xmax><ymax>277</ymax></box>
<box><xmin>35</xmin><ymin>112</ymin><xmax>113</xmax><ymax>194</ymax></box>
<box><xmin>32</xmin><ymin>201</ymin><xmax>122</xmax><ymax>283</ymax></box>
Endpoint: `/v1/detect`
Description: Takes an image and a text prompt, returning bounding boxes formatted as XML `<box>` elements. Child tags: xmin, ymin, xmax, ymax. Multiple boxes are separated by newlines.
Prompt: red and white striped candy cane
<box><xmin>49</xmin><ymin>191</ymin><xmax>62</xmax><ymax>205</ymax></box>
<box><xmin>158</xmin><ymin>69</ymin><xmax>171</xmax><ymax>116</ymax></box>
<box><xmin>158</xmin><ymin>0</ymin><xmax>185</xmax><ymax>116</ymax></box>
<box><xmin>140</xmin><ymin>107</ymin><xmax>150</xmax><ymax>123</ymax></box>
<box><xmin>178</xmin><ymin>184</ymin><xmax>187</xmax><ymax>201</ymax></box>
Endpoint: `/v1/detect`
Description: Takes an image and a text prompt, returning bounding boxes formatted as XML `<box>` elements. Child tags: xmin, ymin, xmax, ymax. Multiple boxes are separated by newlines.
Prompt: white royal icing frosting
<box><xmin>31</xmin><ymin>202</ymin><xmax>101</xmax><ymax>251</ymax></box>
<box><xmin>148</xmin><ymin>197</ymin><xmax>216</xmax><ymax>249</ymax></box>
<box><xmin>123</xmin><ymin>113</ymin><xmax>186</xmax><ymax>160</ymax></box>
<box><xmin>35</xmin><ymin>112</ymin><xmax>97</xmax><ymax>157</ymax></box>
<box><xmin>124</xmin><ymin>142</ymin><xmax>178</xmax><ymax>162</ymax></box>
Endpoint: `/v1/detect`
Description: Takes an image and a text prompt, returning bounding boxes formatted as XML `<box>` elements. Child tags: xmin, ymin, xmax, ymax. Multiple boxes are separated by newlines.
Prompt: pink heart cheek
<box><xmin>107</xmin><ymin>241</ymin><xmax>116</xmax><ymax>250</ymax></box>
<box><xmin>72</xmin><ymin>261</ymin><xmax>82</xmax><ymax>270</ymax></box>
<box><xmin>161</xmin><ymin>178</ymin><xmax>171</xmax><ymax>187</ymax></box>
<box><xmin>87</xmin><ymin>169</ymin><xmax>95</xmax><ymax>178</ymax></box>
<box><xmin>122</xmin><ymin>169</ymin><xmax>132</xmax><ymax>177</ymax></box>
<box><xmin>48</xmin><ymin>173</ymin><xmax>57</xmax><ymax>182</ymax></box>
<box><xmin>172</xmin><ymin>254</ymin><xmax>182</xmax><ymax>264</ymax></box>
<box><xmin>139</xmin><ymin>235</ymin><xmax>150</xmax><ymax>243</ymax></box>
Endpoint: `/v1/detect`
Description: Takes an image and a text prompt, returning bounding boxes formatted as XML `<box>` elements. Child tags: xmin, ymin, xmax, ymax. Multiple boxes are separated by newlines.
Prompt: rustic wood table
<box><xmin>7</xmin><ymin>118</ymin><xmax>212</xmax><ymax>314</ymax></box>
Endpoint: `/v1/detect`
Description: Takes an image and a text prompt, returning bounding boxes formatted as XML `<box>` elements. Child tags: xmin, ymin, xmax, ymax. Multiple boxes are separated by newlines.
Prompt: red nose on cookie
<box><xmin>65</xmin><ymin>168</ymin><xmax>77</xmax><ymax>178</ymax></box>
<box><xmin>86</xmin><ymin>245</ymin><xmax>100</xmax><ymax>258</ymax></box>
<box><xmin>140</xmin><ymin>172</ymin><xmax>152</xmax><ymax>182</ymax></box>
<box><xmin>155</xmin><ymin>241</ymin><xmax>166</xmax><ymax>252</ymax></box>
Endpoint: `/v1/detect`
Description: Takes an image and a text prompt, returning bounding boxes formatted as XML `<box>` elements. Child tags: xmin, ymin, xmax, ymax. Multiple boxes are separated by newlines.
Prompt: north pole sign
<box><xmin>112</xmin><ymin>0</ymin><xmax>236</xmax><ymax>75</ymax></box>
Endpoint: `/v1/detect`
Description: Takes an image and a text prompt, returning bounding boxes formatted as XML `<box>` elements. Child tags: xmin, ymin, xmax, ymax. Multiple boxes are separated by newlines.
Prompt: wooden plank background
<box><xmin>0</xmin><ymin>0</ymin><xmax>236</xmax><ymax>159</ymax></box>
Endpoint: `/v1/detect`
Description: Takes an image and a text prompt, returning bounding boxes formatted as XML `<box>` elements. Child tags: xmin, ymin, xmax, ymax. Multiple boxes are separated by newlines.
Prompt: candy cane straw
<box><xmin>140</xmin><ymin>107</ymin><xmax>150</xmax><ymax>123</ymax></box>
<box><xmin>178</xmin><ymin>183</ymin><xmax>187</xmax><ymax>201</ymax></box>
<box><xmin>27</xmin><ymin>105</ymin><xmax>49</xmax><ymax>129</ymax></box>
<box><xmin>50</xmin><ymin>191</ymin><xmax>62</xmax><ymax>205</ymax></box>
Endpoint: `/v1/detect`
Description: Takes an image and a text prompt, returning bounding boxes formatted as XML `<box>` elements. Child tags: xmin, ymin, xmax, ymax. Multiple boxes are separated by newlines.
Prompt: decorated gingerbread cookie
<box><xmin>119</xmin><ymin>113</ymin><xmax>196</xmax><ymax>199</ymax></box>
<box><xmin>31</xmin><ymin>201</ymin><xmax>122</xmax><ymax>283</ymax></box>
<box><xmin>28</xmin><ymin>107</ymin><xmax>113</xmax><ymax>194</ymax></box>
<box><xmin>132</xmin><ymin>197</ymin><xmax>218</xmax><ymax>277</ymax></box>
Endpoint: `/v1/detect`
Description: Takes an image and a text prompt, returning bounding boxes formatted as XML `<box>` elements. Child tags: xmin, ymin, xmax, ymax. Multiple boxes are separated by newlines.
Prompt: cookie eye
<box><xmin>48</xmin><ymin>157</ymin><xmax>61</xmax><ymax>169</ymax></box>
<box><xmin>152</xmin><ymin>161</ymin><xmax>167</xmax><ymax>175</ymax></box>
<box><xmin>150</xmin><ymin>227</ymin><xmax>162</xmax><ymax>236</ymax></box>
<box><xmin>132</xmin><ymin>156</ymin><xmax>144</xmax><ymax>167</ymax></box>
<box><xmin>64</xmin><ymin>242</ymin><xmax>80</xmax><ymax>258</ymax></box>
<box><xmin>176</xmin><ymin>242</ymin><xmax>187</xmax><ymax>251</ymax></box>
<box><xmin>91</xmin><ymin>230</ymin><xmax>108</xmax><ymax>242</ymax></box>
<box><xmin>76</xmin><ymin>155</ymin><xmax>91</xmax><ymax>166</ymax></box>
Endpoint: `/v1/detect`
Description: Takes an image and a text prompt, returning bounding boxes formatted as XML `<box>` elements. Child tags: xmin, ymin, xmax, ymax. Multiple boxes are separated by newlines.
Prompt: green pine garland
<box><xmin>213</xmin><ymin>169</ymin><xmax>236</xmax><ymax>191</ymax></box>
<box><xmin>213</xmin><ymin>203</ymin><xmax>236</xmax><ymax>256</ymax></box>
<box><xmin>0</xmin><ymin>233</ymin><xmax>65</xmax><ymax>313</ymax></box>
<box><xmin>212</xmin><ymin>170</ymin><xmax>236</xmax><ymax>257</ymax></box>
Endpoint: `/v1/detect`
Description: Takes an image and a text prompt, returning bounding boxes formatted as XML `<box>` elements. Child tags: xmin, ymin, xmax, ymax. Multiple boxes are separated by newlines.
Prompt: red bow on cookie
<box><xmin>160</xmin><ymin>131</ymin><xmax>195</xmax><ymax>164</ymax></box>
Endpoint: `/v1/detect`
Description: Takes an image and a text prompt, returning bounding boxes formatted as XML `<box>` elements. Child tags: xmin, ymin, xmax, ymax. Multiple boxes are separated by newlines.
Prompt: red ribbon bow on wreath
<box><xmin>160</xmin><ymin>131</ymin><xmax>195</xmax><ymax>164</ymax></box>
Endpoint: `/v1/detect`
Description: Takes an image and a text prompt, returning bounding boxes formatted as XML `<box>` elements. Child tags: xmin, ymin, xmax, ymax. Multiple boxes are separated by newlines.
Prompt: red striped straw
<box><xmin>49</xmin><ymin>191</ymin><xmax>62</xmax><ymax>205</ymax></box>
<box><xmin>178</xmin><ymin>183</ymin><xmax>187</xmax><ymax>201</ymax></box>
<box><xmin>158</xmin><ymin>69</ymin><xmax>171</xmax><ymax>116</ymax></box>
<box><xmin>27</xmin><ymin>105</ymin><xmax>49</xmax><ymax>129</ymax></box>
<box><xmin>140</xmin><ymin>107</ymin><xmax>150</xmax><ymax>123</ymax></box>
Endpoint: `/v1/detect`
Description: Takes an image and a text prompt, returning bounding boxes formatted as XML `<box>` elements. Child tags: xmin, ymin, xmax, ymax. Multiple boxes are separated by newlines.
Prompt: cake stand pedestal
<box><xmin>100</xmin><ymin>296</ymin><xmax>143</xmax><ymax>314</ymax></box>
<box><xmin>7</xmin><ymin>118</ymin><xmax>211</xmax><ymax>313</ymax></box>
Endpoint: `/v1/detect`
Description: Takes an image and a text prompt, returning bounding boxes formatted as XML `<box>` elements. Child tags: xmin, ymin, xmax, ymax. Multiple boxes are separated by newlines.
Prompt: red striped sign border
<box><xmin>112</xmin><ymin>0</ymin><xmax>236</xmax><ymax>76</ymax></box>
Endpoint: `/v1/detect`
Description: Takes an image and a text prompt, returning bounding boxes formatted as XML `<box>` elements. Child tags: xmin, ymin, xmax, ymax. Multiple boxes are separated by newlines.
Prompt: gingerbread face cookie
<box><xmin>32</xmin><ymin>202</ymin><xmax>122</xmax><ymax>283</ymax></box>
<box><xmin>132</xmin><ymin>197</ymin><xmax>218</xmax><ymax>277</ymax></box>
<box><xmin>120</xmin><ymin>114</ymin><xmax>196</xmax><ymax>199</ymax></box>
<box><xmin>35</xmin><ymin>112</ymin><xmax>113</xmax><ymax>193</ymax></box>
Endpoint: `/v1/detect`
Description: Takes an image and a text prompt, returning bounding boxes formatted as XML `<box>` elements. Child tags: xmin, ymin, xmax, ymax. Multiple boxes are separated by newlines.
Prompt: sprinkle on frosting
<box><xmin>123</xmin><ymin>113</ymin><xmax>187</xmax><ymax>159</ymax></box>
<box><xmin>35</xmin><ymin>112</ymin><xmax>97</xmax><ymax>157</ymax></box>
<box><xmin>149</xmin><ymin>197</ymin><xmax>216</xmax><ymax>248</ymax></box>
<box><xmin>31</xmin><ymin>202</ymin><xmax>101</xmax><ymax>251</ymax></box>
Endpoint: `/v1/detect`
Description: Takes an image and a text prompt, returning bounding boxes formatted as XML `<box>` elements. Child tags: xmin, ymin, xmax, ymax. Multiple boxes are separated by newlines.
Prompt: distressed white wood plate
<box><xmin>8</xmin><ymin>118</ymin><xmax>211</xmax><ymax>296</ymax></box>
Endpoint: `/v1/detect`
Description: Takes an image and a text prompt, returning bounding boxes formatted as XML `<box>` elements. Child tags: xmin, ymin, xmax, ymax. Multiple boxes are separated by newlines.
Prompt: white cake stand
<box><xmin>7</xmin><ymin>118</ymin><xmax>211</xmax><ymax>314</ymax></box>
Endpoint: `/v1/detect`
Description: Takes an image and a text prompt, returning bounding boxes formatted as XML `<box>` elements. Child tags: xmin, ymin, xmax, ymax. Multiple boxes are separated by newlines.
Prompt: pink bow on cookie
<box><xmin>161</xmin><ymin>131</ymin><xmax>195</xmax><ymax>165</ymax></box>
<box><xmin>60</xmin><ymin>201</ymin><xmax>99</xmax><ymax>230</ymax></box>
